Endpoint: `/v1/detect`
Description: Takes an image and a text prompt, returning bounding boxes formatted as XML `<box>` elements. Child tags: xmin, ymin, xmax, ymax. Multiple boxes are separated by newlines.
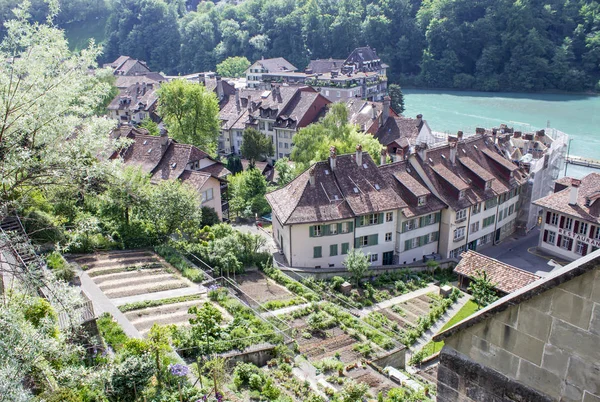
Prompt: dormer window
<box><xmin>459</xmin><ymin>190</ymin><xmax>465</xmax><ymax>200</ymax></box>
<box><xmin>485</xmin><ymin>181</ymin><xmax>492</xmax><ymax>190</ymax></box>
<box><xmin>418</xmin><ymin>196</ymin><xmax>427</xmax><ymax>206</ymax></box>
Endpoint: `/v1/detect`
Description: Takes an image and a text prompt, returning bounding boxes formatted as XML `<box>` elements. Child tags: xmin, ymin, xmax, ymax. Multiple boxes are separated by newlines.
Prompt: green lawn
<box><xmin>420</xmin><ymin>299</ymin><xmax>478</xmax><ymax>357</ymax></box>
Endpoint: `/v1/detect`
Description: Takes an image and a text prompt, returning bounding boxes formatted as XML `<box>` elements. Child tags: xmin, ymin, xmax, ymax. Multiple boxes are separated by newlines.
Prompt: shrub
<box><xmin>249</xmin><ymin>373</ymin><xmax>264</xmax><ymax>391</ymax></box>
<box><xmin>97</xmin><ymin>312</ymin><xmax>128</xmax><ymax>352</ymax></box>
<box><xmin>331</xmin><ymin>276</ymin><xmax>345</xmax><ymax>291</ymax></box>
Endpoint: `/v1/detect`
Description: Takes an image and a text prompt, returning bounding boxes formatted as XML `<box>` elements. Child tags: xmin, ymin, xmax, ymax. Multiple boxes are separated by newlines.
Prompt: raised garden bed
<box><xmin>235</xmin><ymin>271</ymin><xmax>296</xmax><ymax>304</ymax></box>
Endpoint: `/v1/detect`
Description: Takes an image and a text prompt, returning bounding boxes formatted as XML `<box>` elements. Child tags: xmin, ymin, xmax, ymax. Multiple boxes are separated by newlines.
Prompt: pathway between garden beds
<box><xmin>356</xmin><ymin>284</ymin><xmax>439</xmax><ymax>317</ymax></box>
<box><xmin>111</xmin><ymin>285</ymin><xmax>206</xmax><ymax>306</ymax></box>
<box><xmin>407</xmin><ymin>292</ymin><xmax>472</xmax><ymax>359</ymax></box>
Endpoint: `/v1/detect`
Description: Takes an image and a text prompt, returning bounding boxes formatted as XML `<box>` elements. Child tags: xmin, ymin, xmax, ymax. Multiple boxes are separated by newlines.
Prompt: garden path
<box><xmin>407</xmin><ymin>292</ymin><xmax>472</xmax><ymax>359</ymax></box>
<box><xmin>292</xmin><ymin>356</ymin><xmax>330</xmax><ymax>398</ymax></box>
<box><xmin>78</xmin><ymin>270</ymin><xmax>141</xmax><ymax>338</ymax></box>
<box><xmin>356</xmin><ymin>284</ymin><xmax>439</xmax><ymax>317</ymax></box>
<box><xmin>111</xmin><ymin>284</ymin><xmax>206</xmax><ymax>306</ymax></box>
<box><xmin>262</xmin><ymin>302</ymin><xmax>312</xmax><ymax>317</ymax></box>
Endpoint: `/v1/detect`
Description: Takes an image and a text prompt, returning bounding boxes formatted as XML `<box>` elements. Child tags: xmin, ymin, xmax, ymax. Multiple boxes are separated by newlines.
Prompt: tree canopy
<box><xmin>291</xmin><ymin>103</ymin><xmax>383</xmax><ymax>172</ymax></box>
<box><xmin>468</xmin><ymin>270</ymin><xmax>499</xmax><ymax>309</ymax></box>
<box><xmin>216</xmin><ymin>56</ymin><xmax>251</xmax><ymax>78</ymax></box>
<box><xmin>157</xmin><ymin>79</ymin><xmax>220</xmax><ymax>154</ymax></box>
<box><xmin>343</xmin><ymin>248</ymin><xmax>370</xmax><ymax>287</ymax></box>
<box><xmin>388</xmin><ymin>84</ymin><xmax>405</xmax><ymax>115</ymax></box>
<box><xmin>241</xmin><ymin>127</ymin><xmax>274</xmax><ymax>165</ymax></box>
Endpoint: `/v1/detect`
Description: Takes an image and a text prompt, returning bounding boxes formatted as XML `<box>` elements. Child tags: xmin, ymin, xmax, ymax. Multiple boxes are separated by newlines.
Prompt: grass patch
<box><xmin>119</xmin><ymin>294</ymin><xmax>205</xmax><ymax>312</ymax></box>
<box><xmin>420</xmin><ymin>299</ymin><xmax>478</xmax><ymax>358</ymax></box>
<box><xmin>97</xmin><ymin>312</ymin><xmax>128</xmax><ymax>351</ymax></box>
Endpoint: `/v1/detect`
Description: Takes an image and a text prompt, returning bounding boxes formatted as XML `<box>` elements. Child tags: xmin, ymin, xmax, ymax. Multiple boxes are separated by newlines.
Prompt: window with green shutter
<box><xmin>341</xmin><ymin>243</ymin><xmax>349</xmax><ymax>254</ymax></box>
<box><xmin>431</xmin><ymin>231</ymin><xmax>439</xmax><ymax>241</ymax></box>
<box><xmin>435</xmin><ymin>212</ymin><xmax>441</xmax><ymax>223</ymax></box>
<box><xmin>330</xmin><ymin>244</ymin><xmax>338</xmax><ymax>256</ymax></box>
<box><xmin>368</xmin><ymin>234</ymin><xmax>378</xmax><ymax>246</ymax></box>
<box><xmin>405</xmin><ymin>239</ymin><xmax>412</xmax><ymax>251</ymax></box>
<box><xmin>313</xmin><ymin>246</ymin><xmax>322</xmax><ymax>258</ymax></box>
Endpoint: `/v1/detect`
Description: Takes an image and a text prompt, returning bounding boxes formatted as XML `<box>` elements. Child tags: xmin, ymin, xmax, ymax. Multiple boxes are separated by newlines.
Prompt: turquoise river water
<box><xmin>402</xmin><ymin>89</ymin><xmax>600</xmax><ymax>178</ymax></box>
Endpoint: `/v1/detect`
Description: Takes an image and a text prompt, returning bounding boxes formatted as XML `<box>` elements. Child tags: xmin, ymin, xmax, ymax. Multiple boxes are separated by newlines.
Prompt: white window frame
<box><xmin>341</xmin><ymin>222</ymin><xmax>350</xmax><ymax>233</ymax></box>
<box><xmin>330</xmin><ymin>224</ymin><xmax>338</xmax><ymax>235</ymax></box>
<box><xmin>314</xmin><ymin>225</ymin><xmax>322</xmax><ymax>237</ymax></box>
<box><xmin>579</xmin><ymin>222</ymin><xmax>588</xmax><ymax>235</ymax></box>
<box><xmin>454</xmin><ymin>227</ymin><xmax>465</xmax><ymax>241</ymax></box>
<box><xmin>385</xmin><ymin>212</ymin><xmax>393</xmax><ymax>222</ymax></box>
<box><xmin>550</xmin><ymin>213</ymin><xmax>559</xmax><ymax>226</ymax></box>
<box><xmin>547</xmin><ymin>231</ymin><xmax>556</xmax><ymax>244</ymax></box>
<box><xmin>576</xmin><ymin>241</ymin><xmax>585</xmax><ymax>255</ymax></box>
<box><xmin>456</xmin><ymin>209</ymin><xmax>467</xmax><ymax>222</ymax></box>
<box><xmin>368</xmin><ymin>253</ymin><xmax>378</xmax><ymax>263</ymax></box>
<box><xmin>360</xmin><ymin>236</ymin><xmax>369</xmax><ymax>246</ymax></box>
<box><xmin>470</xmin><ymin>221</ymin><xmax>479</xmax><ymax>233</ymax></box>
<box><xmin>385</xmin><ymin>232</ymin><xmax>392</xmax><ymax>242</ymax></box>
<box><xmin>202</xmin><ymin>188</ymin><xmax>214</xmax><ymax>202</ymax></box>
<box><xmin>418</xmin><ymin>196</ymin><xmax>426</xmax><ymax>206</ymax></box>
<box><xmin>565</xmin><ymin>217</ymin><xmax>573</xmax><ymax>231</ymax></box>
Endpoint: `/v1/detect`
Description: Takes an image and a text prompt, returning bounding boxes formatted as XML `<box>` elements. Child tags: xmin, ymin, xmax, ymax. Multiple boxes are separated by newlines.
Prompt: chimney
<box><xmin>380</xmin><ymin>148</ymin><xmax>387</xmax><ymax>165</ymax></box>
<box><xmin>383</xmin><ymin>96</ymin><xmax>390</xmax><ymax>122</ymax></box>
<box><xmin>457</xmin><ymin>131</ymin><xmax>464</xmax><ymax>142</ymax></box>
<box><xmin>476</xmin><ymin>127</ymin><xmax>485</xmax><ymax>135</ymax></box>
<box><xmin>416</xmin><ymin>143</ymin><xmax>428</xmax><ymax>161</ymax></box>
<box><xmin>514</xmin><ymin>131</ymin><xmax>522</xmax><ymax>138</ymax></box>
<box><xmin>492</xmin><ymin>129</ymin><xmax>497</xmax><ymax>144</ymax></box>
<box><xmin>235</xmin><ymin>89</ymin><xmax>240</xmax><ymax>106</ymax></box>
<box><xmin>569</xmin><ymin>179</ymin><xmax>581</xmax><ymax>205</ymax></box>
<box><xmin>247</xmin><ymin>95</ymin><xmax>252</xmax><ymax>112</ymax></box>
<box><xmin>160</xmin><ymin>127</ymin><xmax>168</xmax><ymax>147</ymax></box>
<box><xmin>329</xmin><ymin>146</ymin><xmax>337</xmax><ymax>171</ymax></box>
<box><xmin>356</xmin><ymin>144</ymin><xmax>363</xmax><ymax>166</ymax></box>
<box><xmin>216</xmin><ymin>75</ymin><xmax>224</xmax><ymax>100</ymax></box>
<box><xmin>309</xmin><ymin>166</ymin><xmax>315</xmax><ymax>186</ymax></box>
<box><xmin>371</xmin><ymin>104</ymin><xmax>377</xmax><ymax>120</ymax></box>
<box><xmin>416</xmin><ymin>114</ymin><xmax>423</xmax><ymax>128</ymax></box>
<box><xmin>449</xmin><ymin>142</ymin><xmax>457</xmax><ymax>166</ymax></box>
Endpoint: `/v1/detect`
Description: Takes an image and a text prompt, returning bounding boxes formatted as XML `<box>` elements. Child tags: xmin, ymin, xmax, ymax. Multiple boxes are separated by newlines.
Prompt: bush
<box><xmin>331</xmin><ymin>276</ymin><xmax>345</xmax><ymax>291</ymax></box>
<box><xmin>97</xmin><ymin>313</ymin><xmax>128</xmax><ymax>352</ymax></box>
<box><xmin>249</xmin><ymin>373</ymin><xmax>264</xmax><ymax>391</ymax></box>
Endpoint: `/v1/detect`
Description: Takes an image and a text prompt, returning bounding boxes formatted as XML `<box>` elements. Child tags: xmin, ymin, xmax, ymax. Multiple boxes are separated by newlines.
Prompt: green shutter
<box><xmin>435</xmin><ymin>212</ymin><xmax>441</xmax><ymax>223</ymax></box>
<box><xmin>432</xmin><ymin>231</ymin><xmax>439</xmax><ymax>241</ymax></box>
<box><xmin>330</xmin><ymin>244</ymin><xmax>338</xmax><ymax>256</ymax></box>
<box><xmin>419</xmin><ymin>216</ymin><xmax>426</xmax><ymax>227</ymax></box>
<box><xmin>341</xmin><ymin>243</ymin><xmax>349</xmax><ymax>254</ymax></box>
<box><xmin>323</xmin><ymin>225</ymin><xmax>330</xmax><ymax>236</ymax></box>
<box><xmin>423</xmin><ymin>235</ymin><xmax>430</xmax><ymax>245</ymax></box>
<box><xmin>337</xmin><ymin>223</ymin><xmax>342</xmax><ymax>234</ymax></box>
<box><xmin>356</xmin><ymin>217</ymin><xmax>363</xmax><ymax>227</ymax></box>
<box><xmin>405</xmin><ymin>239</ymin><xmax>411</xmax><ymax>251</ymax></box>
<box><xmin>309</xmin><ymin>226</ymin><xmax>314</xmax><ymax>237</ymax></box>
<box><xmin>378</xmin><ymin>213</ymin><xmax>384</xmax><ymax>225</ymax></box>
<box><xmin>355</xmin><ymin>238</ymin><xmax>361</xmax><ymax>248</ymax></box>
<box><xmin>348</xmin><ymin>221</ymin><xmax>353</xmax><ymax>232</ymax></box>
<box><xmin>402</xmin><ymin>221</ymin><xmax>408</xmax><ymax>233</ymax></box>
<box><xmin>368</xmin><ymin>234</ymin><xmax>378</xmax><ymax>246</ymax></box>
<box><xmin>313</xmin><ymin>246</ymin><xmax>322</xmax><ymax>258</ymax></box>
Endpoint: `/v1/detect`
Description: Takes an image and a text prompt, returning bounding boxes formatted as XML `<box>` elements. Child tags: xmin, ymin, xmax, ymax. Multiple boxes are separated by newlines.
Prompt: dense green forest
<box><xmin>2</xmin><ymin>0</ymin><xmax>599</xmax><ymax>92</ymax></box>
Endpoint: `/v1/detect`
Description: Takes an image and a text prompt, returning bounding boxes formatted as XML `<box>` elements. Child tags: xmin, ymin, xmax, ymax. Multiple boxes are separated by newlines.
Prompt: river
<box><xmin>402</xmin><ymin>89</ymin><xmax>600</xmax><ymax>178</ymax></box>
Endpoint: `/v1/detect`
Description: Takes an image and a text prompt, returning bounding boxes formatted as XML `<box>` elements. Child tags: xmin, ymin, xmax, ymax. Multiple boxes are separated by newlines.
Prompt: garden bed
<box><xmin>235</xmin><ymin>271</ymin><xmax>296</xmax><ymax>304</ymax></box>
<box><xmin>345</xmin><ymin>365</ymin><xmax>397</xmax><ymax>396</ymax></box>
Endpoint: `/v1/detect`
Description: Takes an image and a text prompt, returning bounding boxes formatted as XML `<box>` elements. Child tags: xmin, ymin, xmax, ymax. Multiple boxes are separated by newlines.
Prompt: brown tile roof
<box><xmin>379</xmin><ymin>161</ymin><xmax>447</xmax><ymax>219</ymax></box>
<box><xmin>454</xmin><ymin>250</ymin><xmax>540</xmax><ymax>294</ymax></box>
<box><xmin>458</xmin><ymin>156</ymin><xmax>495</xmax><ymax>182</ymax></box>
<box><xmin>256</xmin><ymin>58</ymin><xmax>297</xmax><ymax>73</ymax></box>
<box><xmin>178</xmin><ymin>170</ymin><xmax>211</xmax><ymax>191</ymax></box>
<box><xmin>120</xmin><ymin>132</ymin><xmax>169</xmax><ymax>173</ymax></box>
<box><xmin>533</xmin><ymin>173</ymin><xmax>600</xmax><ymax>224</ymax></box>
<box><xmin>150</xmin><ymin>143</ymin><xmax>194</xmax><ymax>182</ymax></box>
<box><xmin>481</xmin><ymin>147</ymin><xmax>518</xmax><ymax>172</ymax></box>
<box><xmin>346</xmin><ymin>100</ymin><xmax>383</xmax><ymax>133</ymax></box>
<box><xmin>266</xmin><ymin>153</ymin><xmax>406</xmax><ymax>225</ymax></box>
<box><xmin>415</xmin><ymin>134</ymin><xmax>527</xmax><ymax>211</ymax></box>
<box><xmin>274</xmin><ymin>89</ymin><xmax>330</xmax><ymax>130</ymax></box>
<box><xmin>115</xmin><ymin>73</ymin><xmax>165</xmax><ymax>89</ymax></box>
<box><xmin>307</xmin><ymin>59</ymin><xmax>345</xmax><ymax>74</ymax></box>
<box><xmin>199</xmin><ymin>163</ymin><xmax>230</xmax><ymax>179</ymax></box>
<box><xmin>108</xmin><ymin>82</ymin><xmax>158</xmax><ymax>115</ymax></box>
<box><xmin>375</xmin><ymin>116</ymin><xmax>420</xmax><ymax>148</ymax></box>
<box><xmin>435</xmin><ymin>250</ymin><xmax>600</xmax><ymax>342</ymax></box>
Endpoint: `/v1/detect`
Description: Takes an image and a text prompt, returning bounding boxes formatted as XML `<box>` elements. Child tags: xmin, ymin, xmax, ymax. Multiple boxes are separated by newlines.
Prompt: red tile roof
<box><xmin>454</xmin><ymin>250</ymin><xmax>540</xmax><ymax>294</ymax></box>
<box><xmin>534</xmin><ymin>173</ymin><xmax>600</xmax><ymax>224</ymax></box>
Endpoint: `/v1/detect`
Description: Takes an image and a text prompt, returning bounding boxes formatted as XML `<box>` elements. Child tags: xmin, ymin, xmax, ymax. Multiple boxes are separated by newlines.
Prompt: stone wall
<box><xmin>438</xmin><ymin>268</ymin><xmax>600</xmax><ymax>402</ymax></box>
<box><xmin>371</xmin><ymin>347</ymin><xmax>406</xmax><ymax>370</ymax></box>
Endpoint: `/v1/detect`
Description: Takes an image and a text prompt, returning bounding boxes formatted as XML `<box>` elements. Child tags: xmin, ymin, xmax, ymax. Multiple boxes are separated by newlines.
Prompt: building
<box><xmin>217</xmin><ymin>86</ymin><xmax>330</xmax><ymax>161</ymax></box>
<box><xmin>258</xmin><ymin>46</ymin><xmax>388</xmax><ymax>101</ymax></box>
<box><xmin>534</xmin><ymin>173</ymin><xmax>600</xmax><ymax>261</ymax></box>
<box><xmin>345</xmin><ymin>98</ymin><xmax>396</xmax><ymax>135</ymax></box>
<box><xmin>107</xmin><ymin>81</ymin><xmax>159</xmax><ymax>125</ymax></box>
<box><xmin>265</xmin><ymin>146</ymin><xmax>445</xmax><ymax>268</ymax></box>
<box><xmin>434</xmin><ymin>249</ymin><xmax>600</xmax><ymax>402</ymax></box>
<box><xmin>104</xmin><ymin>55</ymin><xmax>151</xmax><ymax>76</ymax></box>
<box><xmin>246</xmin><ymin>57</ymin><xmax>297</xmax><ymax>89</ymax></box>
<box><xmin>110</xmin><ymin>126</ymin><xmax>230</xmax><ymax>220</ymax></box>
<box><xmin>115</xmin><ymin>72</ymin><xmax>166</xmax><ymax>90</ymax></box>
<box><xmin>408</xmin><ymin>132</ymin><xmax>528</xmax><ymax>258</ymax></box>
<box><xmin>454</xmin><ymin>250</ymin><xmax>541</xmax><ymax>296</ymax></box>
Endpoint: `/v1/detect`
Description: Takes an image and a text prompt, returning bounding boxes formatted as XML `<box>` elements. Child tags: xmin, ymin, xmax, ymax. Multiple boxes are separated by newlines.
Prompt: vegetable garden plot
<box><xmin>234</xmin><ymin>271</ymin><xmax>296</xmax><ymax>304</ymax></box>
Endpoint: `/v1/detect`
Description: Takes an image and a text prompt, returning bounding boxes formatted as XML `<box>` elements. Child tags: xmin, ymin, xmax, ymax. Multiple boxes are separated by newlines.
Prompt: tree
<box><xmin>274</xmin><ymin>157</ymin><xmax>295</xmax><ymax>187</ymax></box>
<box><xmin>291</xmin><ymin>103</ymin><xmax>383</xmax><ymax>171</ymax></box>
<box><xmin>147</xmin><ymin>324</ymin><xmax>172</xmax><ymax>388</ymax></box>
<box><xmin>139</xmin><ymin>117</ymin><xmax>160</xmax><ymax>136</ymax></box>
<box><xmin>343</xmin><ymin>248</ymin><xmax>370</xmax><ymax>288</ymax></box>
<box><xmin>189</xmin><ymin>303</ymin><xmax>223</xmax><ymax>356</ymax></box>
<box><xmin>157</xmin><ymin>79</ymin><xmax>220</xmax><ymax>153</ymax></box>
<box><xmin>241</xmin><ymin>128</ymin><xmax>274</xmax><ymax>165</ymax></box>
<box><xmin>216</xmin><ymin>56</ymin><xmax>251</xmax><ymax>78</ymax></box>
<box><xmin>468</xmin><ymin>270</ymin><xmax>498</xmax><ymax>309</ymax></box>
<box><xmin>339</xmin><ymin>379</ymin><xmax>369</xmax><ymax>402</ymax></box>
<box><xmin>388</xmin><ymin>83</ymin><xmax>405</xmax><ymax>114</ymax></box>
<box><xmin>226</xmin><ymin>155</ymin><xmax>243</xmax><ymax>175</ymax></box>
<box><xmin>228</xmin><ymin>168</ymin><xmax>271</xmax><ymax>218</ymax></box>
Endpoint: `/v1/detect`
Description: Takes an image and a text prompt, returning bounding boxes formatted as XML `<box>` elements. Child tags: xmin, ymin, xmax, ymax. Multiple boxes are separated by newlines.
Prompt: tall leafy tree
<box><xmin>157</xmin><ymin>79</ymin><xmax>220</xmax><ymax>153</ymax></box>
<box><xmin>468</xmin><ymin>270</ymin><xmax>498</xmax><ymax>309</ymax></box>
<box><xmin>388</xmin><ymin>83</ymin><xmax>405</xmax><ymax>114</ymax></box>
<box><xmin>241</xmin><ymin>127</ymin><xmax>274</xmax><ymax>165</ymax></box>
<box><xmin>343</xmin><ymin>248</ymin><xmax>370</xmax><ymax>287</ymax></box>
<box><xmin>228</xmin><ymin>168</ymin><xmax>270</xmax><ymax>218</ymax></box>
<box><xmin>216</xmin><ymin>56</ymin><xmax>250</xmax><ymax>78</ymax></box>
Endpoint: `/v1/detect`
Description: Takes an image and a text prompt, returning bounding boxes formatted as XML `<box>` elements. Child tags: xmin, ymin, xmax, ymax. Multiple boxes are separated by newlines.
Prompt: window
<box><xmin>385</xmin><ymin>232</ymin><xmax>392</xmax><ymax>242</ymax></box>
<box><xmin>545</xmin><ymin>230</ymin><xmax>556</xmax><ymax>244</ymax></box>
<box><xmin>454</xmin><ymin>227</ymin><xmax>465</xmax><ymax>241</ymax></box>
<box><xmin>368</xmin><ymin>253</ymin><xmax>378</xmax><ymax>263</ymax></box>
<box><xmin>313</xmin><ymin>246</ymin><xmax>322</xmax><ymax>258</ymax></box>
<box><xmin>594</xmin><ymin>227</ymin><xmax>600</xmax><ymax>240</ymax></box>
<box><xmin>386</xmin><ymin>212</ymin><xmax>393</xmax><ymax>222</ymax></box>
<box><xmin>485</xmin><ymin>197</ymin><xmax>498</xmax><ymax>210</ymax></box>
<box><xmin>459</xmin><ymin>190</ymin><xmax>465</xmax><ymax>200</ymax></box>
<box><xmin>341</xmin><ymin>243</ymin><xmax>350</xmax><ymax>254</ymax></box>
<box><xmin>336</xmin><ymin>91</ymin><xmax>341</xmax><ymax>98</ymax></box>
<box><xmin>550</xmin><ymin>213</ymin><xmax>559</xmax><ymax>226</ymax></box>
<box><xmin>368</xmin><ymin>214</ymin><xmax>378</xmax><ymax>225</ymax></box>
<box><xmin>259</xmin><ymin>121</ymin><xmax>265</xmax><ymax>130</ymax></box>
<box><xmin>470</xmin><ymin>221</ymin><xmax>480</xmax><ymax>233</ymax></box>
<box><xmin>341</xmin><ymin>222</ymin><xmax>351</xmax><ymax>233</ymax></box>
<box><xmin>483</xmin><ymin>215</ymin><xmax>495</xmax><ymax>228</ymax></box>
<box><xmin>360</xmin><ymin>236</ymin><xmax>369</xmax><ymax>246</ymax></box>
<box><xmin>403</xmin><ymin>219</ymin><xmax>417</xmax><ymax>232</ymax></box>
<box><xmin>279</xmin><ymin>142</ymin><xmax>283</xmax><ymax>149</ymax></box>
<box><xmin>485</xmin><ymin>181</ymin><xmax>492</xmax><ymax>190</ymax></box>
<box><xmin>456</xmin><ymin>209</ymin><xmax>467</xmax><ymax>222</ymax></box>
<box><xmin>472</xmin><ymin>203</ymin><xmax>481</xmax><ymax>215</ymax></box>
<box><xmin>356</xmin><ymin>235</ymin><xmax>378</xmax><ymax>248</ymax></box>
<box><xmin>561</xmin><ymin>237</ymin><xmax>572</xmax><ymax>250</ymax></box>
<box><xmin>330</xmin><ymin>244</ymin><xmax>338</xmax><ymax>256</ymax></box>
<box><xmin>565</xmin><ymin>218</ymin><xmax>573</xmax><ymax>230</ymax></box>
<box><xmin>430</xmin><ymin>231</ymin><xmax>439</xmax><ymax>242</ymax></box>
<box><xmin>579</xmin><ymin>222</ymin><xmax>588</xmax><ymax>235</ymax></box>
<box><xmin>284</xmin><ymin>143</ymin><xmax>289</xmax><ymax>149</ymax></box>
<box><xmin>268</xmin><ymin>122</ymin><xmax>273</xmax><ymax>131</ymax></box>
<box><xmin>202</xmin><ymin>188</ymin><xmax>213</xmax><ymax>202</ymax></box>
<box><xmin>311</xmin><ymin>225</ymin><xmax>322</xmax><ymax>237</ymax></box>
<box><xmin>418</xmin><ymin>196</ymin><xmax>426</xmax><ymax>206</ymax></box>
<box><xmin>450</xmin><ymin>245</ymin><xmax>467</xmax><ymax>258</ymax></box>
<box><xmin>576</xmin><ymin>241</ymin><xmax>587</xmax><ymax>255</ymax></box>
<box><xmin>329</xmin><ymin>224</ymin><xmax>338</xmax><ymax>235</ymax></box>
<box><xmin>508</xmin><ymin>205</ymin><xmax>514</xmax><ymax>216</ymax></box>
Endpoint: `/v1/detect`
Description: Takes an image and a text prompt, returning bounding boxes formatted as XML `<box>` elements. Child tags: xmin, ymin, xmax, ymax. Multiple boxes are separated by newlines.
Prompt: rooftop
<box><xmin>454</xmin><ymin>250</ymin><xmax>541</xmax><ymax>294</ymax></box>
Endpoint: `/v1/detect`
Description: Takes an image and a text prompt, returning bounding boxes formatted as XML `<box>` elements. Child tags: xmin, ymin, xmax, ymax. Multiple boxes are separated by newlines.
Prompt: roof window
<box><xmin>147</xmin><ymin>148</ymin><xmax>152</xmax><ymax>154</ymax></box>
<box><xmin>374</xmin><ymin>184</ymin><xmax>380</xmax><ymax>190</ymax></box>
<box><xmin>363</xmin><ymin>163</ymin><xmax>368</xmax><ymax>169</ymax></box>
<box><xmin>143</xmin><ymin>140</ymin><xmax>147</xmax><ymax>145</ymax></box>
<box><xmin>353</xmin><ymin>187</ymin><xmax>359</xmax><ymax>193</ymax></box>
<box><xmin>324</xmin><ymin>169</ymin><xmax>330</xmax><ymax>175</ymax></box>
<box><xmin>171</xmin><ymin>163</ymin><xmax>177</xmax><ymax>169</ymax></box>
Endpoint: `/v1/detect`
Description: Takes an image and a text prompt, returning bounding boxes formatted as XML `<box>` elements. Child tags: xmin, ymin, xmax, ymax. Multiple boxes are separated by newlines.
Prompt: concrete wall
<box><xmin>371</xmin><ymin>347</ymin><xmax>407</xmax><ymax>370</ymax></box>
<box><xmin>200</xmin><ymin>176</ymin><xmax>223</xmax><ymax>219</ymax></box>
<box><xmin>438</xmin><ymin>268</ymin><xmax>600</xmax><ymax>402</ymax></box>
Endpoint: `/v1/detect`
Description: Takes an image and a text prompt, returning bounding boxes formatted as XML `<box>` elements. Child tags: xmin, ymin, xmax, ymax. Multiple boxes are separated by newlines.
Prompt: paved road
<box><xmin>478</xmin><ymin>228</ymin><xmax>558</xmax><ymax>275</ymax></box>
